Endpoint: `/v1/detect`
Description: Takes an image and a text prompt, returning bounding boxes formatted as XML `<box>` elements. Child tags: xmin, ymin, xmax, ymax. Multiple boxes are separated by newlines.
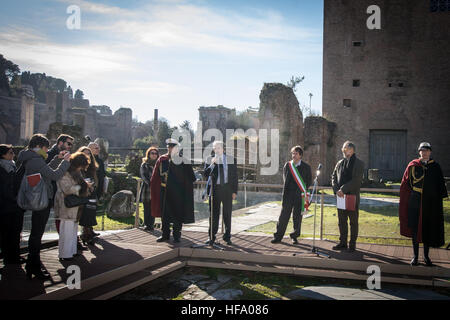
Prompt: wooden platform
<box><xmin>0</xmin><ymin>228</ymin><xmax>449</xmax><ymax>300</ymax></box>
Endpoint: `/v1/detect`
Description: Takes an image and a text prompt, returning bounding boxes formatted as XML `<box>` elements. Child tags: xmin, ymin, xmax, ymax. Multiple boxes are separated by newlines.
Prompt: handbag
<box><xmin>17</xmin><ymin>173</ymin><xmax>49</xmax><ymax>211</ymax></box>
<box><xmin>64</xmin><ymin>194</ymin><xmax>90</xmax><ymax>208</ymax></box>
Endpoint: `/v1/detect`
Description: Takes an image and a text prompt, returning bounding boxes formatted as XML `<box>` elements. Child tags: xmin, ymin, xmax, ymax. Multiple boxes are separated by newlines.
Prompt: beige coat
<box><xmin>54</xmin><ymin>172</ymin><xmax>82</xmax><ymax>221</ymax></box>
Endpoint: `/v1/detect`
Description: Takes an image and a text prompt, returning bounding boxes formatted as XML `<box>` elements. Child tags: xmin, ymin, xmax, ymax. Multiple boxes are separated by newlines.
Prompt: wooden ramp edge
<box><xmin>32</xmin><ymin>249</ymin><xmax>179</xmax><ymax>300</ymax></box>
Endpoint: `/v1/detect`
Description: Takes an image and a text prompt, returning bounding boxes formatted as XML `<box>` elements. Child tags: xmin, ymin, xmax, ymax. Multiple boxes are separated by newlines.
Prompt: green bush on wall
<box><xmin>107</xmin><ymin>171</ymin><xmax>138</xmax><ymax>197</ymax></box>
<box><xmin>125</xmin><ymin>154</ymin><xmax>143</xmax><ymax>178</ymax></box>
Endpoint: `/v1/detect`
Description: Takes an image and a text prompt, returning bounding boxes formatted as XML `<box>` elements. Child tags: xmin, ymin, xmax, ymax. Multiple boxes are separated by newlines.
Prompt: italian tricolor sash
<box><xmin>288</xmin><ymin>160</ymin><xmax>310</xmax><ymax>213</ymax></box>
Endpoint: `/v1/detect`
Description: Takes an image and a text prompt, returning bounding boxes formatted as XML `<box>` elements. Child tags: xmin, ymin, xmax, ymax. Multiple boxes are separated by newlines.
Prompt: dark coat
<box><xmin>281</xmin><ymin>161</ymin><xmax>312</xmax><ymax>200</ymax></box>
<box><xmin>331</xmin><ymin>154</ymin><xmax>365</xmax><ymax>208</ymax></box>
<box><xmin>0</xmin><ymin>165</ymin><xmax>22</xmax><ymax>215</ymax></box>
<box><xmin>95</xmin><ymin>155</ymin><xmax>106</xmax><ymax>198</ymax></box>
<box><xmin>46</xmin><ymin>144</ymin><xmax>60</xmax><ymax>165</ymax></box>
<box><xmin>150</xmin><ymin>155</ymin><xmax>196</xmax><ymax>224</ymax></box>
<box><xmin>399</xmin><ymin>159</ymin><xmax>447</xmax><ymax>246</ymax></box>
<box><xmin>140</xmin><ymin>161</ymin><xmax>154</xmax><ymax>202</ymax></box>
<box><xmin>203</xmin><ymin>154</ymin><xmax>238</xmax><ymax>195</ymax></box>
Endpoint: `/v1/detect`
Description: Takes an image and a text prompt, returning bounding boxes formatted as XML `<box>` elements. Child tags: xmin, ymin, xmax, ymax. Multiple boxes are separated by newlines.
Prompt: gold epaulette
<box><xmin>412</xmin><ymin>186</ymin><xmax>423</xmax><ymax>193</ymax></box>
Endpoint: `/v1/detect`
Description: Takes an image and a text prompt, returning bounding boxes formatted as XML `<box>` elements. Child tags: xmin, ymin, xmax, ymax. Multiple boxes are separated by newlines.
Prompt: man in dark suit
<box><xmin>331</xmin><ymin>141</ymin><xmax>365</xmax><ymax>252</ymax></box>
<box><xmin>203</xmin><ymin>141</ymin><xmax>238</xmax><ymax>245</ymax></box>
<box><xmin>272</xmin><ymin>146</ymin><xmax>312</xmax><ymax>244</ymax></box>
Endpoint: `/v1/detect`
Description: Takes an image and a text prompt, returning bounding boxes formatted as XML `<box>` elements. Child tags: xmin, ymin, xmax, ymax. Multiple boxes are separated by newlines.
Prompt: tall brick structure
<box><xmin>323</xmin><ymin>0</ymin><xmax>450</xmax><ymax>179</ymax></box>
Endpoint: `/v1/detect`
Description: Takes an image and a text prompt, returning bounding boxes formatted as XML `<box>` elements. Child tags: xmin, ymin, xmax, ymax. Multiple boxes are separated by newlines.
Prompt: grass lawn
<box><xmin>247</xmin><ymin>198</ymin><xmax>450</xmax><ymax>247</ymax></box>
<box><xmin>93</xmin><ymin>202</ymin><xmax>161</xmax><ymax>231</ymax></box>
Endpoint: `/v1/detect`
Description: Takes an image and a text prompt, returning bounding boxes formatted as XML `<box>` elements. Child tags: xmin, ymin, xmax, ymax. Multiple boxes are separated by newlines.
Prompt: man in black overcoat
<box><xmin>151</xmin><ymin>139</ymin><xmax>196</xmax><ymax>243</ymax></box>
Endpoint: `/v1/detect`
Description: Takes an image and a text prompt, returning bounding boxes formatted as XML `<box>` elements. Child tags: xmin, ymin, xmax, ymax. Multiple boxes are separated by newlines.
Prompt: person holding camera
<box><xmin>17</xmin><ymin>134</ymin><xmax>71</xmax><ymax>279</ymax></box>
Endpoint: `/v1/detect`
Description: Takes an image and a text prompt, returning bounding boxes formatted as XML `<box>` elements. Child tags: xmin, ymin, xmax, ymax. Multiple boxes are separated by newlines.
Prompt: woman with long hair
<box><xmin>54</xmin><ymin>152</ymin><xmax>92</xmax><ymax>261</ymax></box>
<box><xmin>77</xmin><ymin>146</ymin><xmax>99</xmax><ymax>244</ymax></box>
<box><xmin>140</xmin><ymin>146</ymin><xmax>159</xmax><ymax>231</ymax></box>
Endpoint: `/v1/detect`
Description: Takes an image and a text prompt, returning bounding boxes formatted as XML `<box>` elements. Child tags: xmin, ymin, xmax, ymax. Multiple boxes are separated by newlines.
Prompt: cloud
<box><xmin>0</xmin><ymin>26</ymin><xmax>132</xmax><ymax>80</ymax></box>
<box><xmin>117</xmin><ymin>81</ymin><xmax>192</xmax><ymax>95</ymax></box>
<box><xmin>77</xmin><ymin>2</ymin><xmax>321</xmax><ymax>58</ymax></box>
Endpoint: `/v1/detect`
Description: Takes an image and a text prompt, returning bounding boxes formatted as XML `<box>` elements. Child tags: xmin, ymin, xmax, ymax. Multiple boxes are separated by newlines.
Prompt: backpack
<box><xmin>16</xmin><ymin>164</ymin><xmax>49</xmax><ymax>211</ymax></box>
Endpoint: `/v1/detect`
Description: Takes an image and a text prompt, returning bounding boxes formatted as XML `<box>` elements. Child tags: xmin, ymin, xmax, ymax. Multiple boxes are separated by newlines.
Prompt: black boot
<box><xmin>332</xmin><ymin>242</ymin><xmax>347</xmax><ymax>250</ymax></box>
<box><xmin>411</xmin><ymin>238</ymin><xmax>419</xmax><ymax>266</ymax></box>
<box><xmin>25</xmin><ymin>262</ymin><xmax>50</xmax><ymax>280</ymax></box>
<box><xmin>424</xmin><ymin>244</ymin><xmax>433</xmax><ymax>266</ymax></box>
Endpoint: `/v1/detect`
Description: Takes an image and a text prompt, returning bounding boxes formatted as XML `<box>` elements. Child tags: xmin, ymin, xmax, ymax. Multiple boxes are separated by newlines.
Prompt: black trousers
<box><xmin>208</xmin><ymin>183</ymin><xmax>232</xmax><ymax>242</ymax></box>
<box><xmin>337</xmin><ymin>209</ymin><xmax>359</xmax><ymax>246</ymax></box>
<box><xmin>160</xmin><ymin>188</ymin><xmax>182</xmax><ymax>240</ymax></box>
<box><xmin>274</xmin><ymin>190</ymin><xmax>303</xmax><ymax>240</ymax></box>
<box><xmin>143</xmin><ymin>200</ymin><xmax>155</xmax><ymax>228</ymax></box>
<box><xmin>0</xmin><ymin>209</ymin><xmax>24</xmax><ymax>264</ymax></box>
<box><xmin>27</xmin><ymin>204</ymin><xmax>51</xmax><ymax>267</ymax></box>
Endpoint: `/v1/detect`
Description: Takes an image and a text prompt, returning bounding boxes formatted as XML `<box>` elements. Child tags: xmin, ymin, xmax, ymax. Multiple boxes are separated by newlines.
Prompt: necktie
<box><xmin>219</xmin><ymin>163</ymin><xmax>224</xmax><ymax>185</ymax></box>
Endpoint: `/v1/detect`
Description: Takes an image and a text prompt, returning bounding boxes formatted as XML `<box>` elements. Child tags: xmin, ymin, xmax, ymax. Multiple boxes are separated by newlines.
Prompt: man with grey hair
<box><xmin>203</xmin><ymin>140</ymin><xmax>238</xmax><ymax>245</ymax></box>
<box><xmin>331</xmin><ymin>141</ymin><xmax>364</xmax><ymax>252</ymax></box>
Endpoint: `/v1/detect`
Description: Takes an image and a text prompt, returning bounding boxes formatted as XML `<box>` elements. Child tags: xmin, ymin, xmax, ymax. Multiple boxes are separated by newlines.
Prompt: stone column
<box><xmin>20</xmin><ymin>85</ymin><xmax>35</xmax><ymax>141</ymax></box>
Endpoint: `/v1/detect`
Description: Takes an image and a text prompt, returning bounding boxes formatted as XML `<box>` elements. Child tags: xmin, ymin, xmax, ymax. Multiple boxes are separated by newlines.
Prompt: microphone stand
<box><xmin>309</xmin><ymin>165</ymin><xmax>330</xmax><ymax>258</ymax></box>
<box><xmin>192</xmin><ymin>164</ymin><xmax>224</xmax><ymax>251</ymax></box>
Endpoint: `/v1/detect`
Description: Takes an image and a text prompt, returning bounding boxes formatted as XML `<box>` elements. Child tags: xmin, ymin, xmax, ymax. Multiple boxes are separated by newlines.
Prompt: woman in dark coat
<box><xmin>77</xmin><ymin>146</ymin><xmax>99</xmax><ymax>244</ymax></box>
<box><xmin>399</xmin><ymin>142</ymin><xmax>448</xmax><ymax>266</ymax></box>
<box><xmin>140</xmin><ymin>147</ymin><xmax>159</xmax><ymax>231</ymax></box>
<box><xmin>0</xmin><ymin>144</ymin><xmax>24</xmax><ymax>265</ymax></box>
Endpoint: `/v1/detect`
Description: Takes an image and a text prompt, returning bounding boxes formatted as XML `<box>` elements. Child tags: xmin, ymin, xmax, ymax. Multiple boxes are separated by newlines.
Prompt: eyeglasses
<box><xmin>150</xmin><ymin>152</ymin><xmax>158</xmax><ymax>155</ymax></box>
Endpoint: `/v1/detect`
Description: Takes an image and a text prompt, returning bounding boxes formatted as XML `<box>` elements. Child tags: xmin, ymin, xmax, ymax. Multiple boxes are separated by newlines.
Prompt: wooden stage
<box><xmin>0</xmin><ymin>228</ymin><xmax>449</xmax><ymax>300</ymax></box>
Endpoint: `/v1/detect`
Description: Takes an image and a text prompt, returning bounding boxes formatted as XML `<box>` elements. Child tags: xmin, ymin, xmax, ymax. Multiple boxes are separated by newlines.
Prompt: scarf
<box><xmin>32</xmin><ymin>147</ymin><xmax>48</xmax><ymax>160</ymax></box>
<box><xmin>0</xmin><ymin>159</ymin><xmax>16</xmax><ymax>173</ymax></box>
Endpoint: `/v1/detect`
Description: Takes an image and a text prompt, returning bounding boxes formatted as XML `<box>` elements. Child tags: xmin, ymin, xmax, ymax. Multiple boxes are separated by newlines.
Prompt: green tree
<box><xmin>133</xmin><ymin>135</ymin><xmax>157</xmax><ymax>150</ymax></box>
<box><xmin>286</xmin><ymin>75</ymin><xmax>305</xmax><ymax>92</ymax></box>
<box><xmin>74</xmin><ymin>89</ymin><xmax>84</xmax><ymax>99</ymax></box>
<box><xmin>0</xmin><ymin>54</ymin><xmax>20</xmax><ymax>95</ymax></box>
<box><xmin>157</xmin><ymin>119</ymin><xmax>174</xmax><ymax>148</ymax></box>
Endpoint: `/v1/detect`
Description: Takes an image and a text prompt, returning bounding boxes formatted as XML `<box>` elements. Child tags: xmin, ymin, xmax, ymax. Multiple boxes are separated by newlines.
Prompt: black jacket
<box><xmin>46</xmin><ymin>144</ymin><xmax>60</xmax><ymax>165</ymax></box>
<box><xmin>0</xmin><ymin>166</ymin><xmax>22</xmax><ymax>215</ymax></box>
<box><xmin>204</xmin><ymin>154</ymin><xmax>238</xmax><ymax>195</ymax></box>
<box><xmin>282</xmin><ymin>161</ymin><xmax>312</xmax><ymax>199</ymax></box>
<box><xmin>95</xmin><ymin>155</ymin><xmax>106</xmax><ymax>198</ymax></box>
<box><xmin>331</xmin><ymin>154</ymin><xmax>365</xmax><ymax>209</ymax></box>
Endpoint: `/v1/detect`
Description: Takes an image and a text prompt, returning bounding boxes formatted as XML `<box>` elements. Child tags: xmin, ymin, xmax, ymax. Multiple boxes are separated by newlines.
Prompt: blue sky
<box><xmin>0</xmin><ymin>0</ymin><xmax>324</xmax><ymax>128</ymax></box>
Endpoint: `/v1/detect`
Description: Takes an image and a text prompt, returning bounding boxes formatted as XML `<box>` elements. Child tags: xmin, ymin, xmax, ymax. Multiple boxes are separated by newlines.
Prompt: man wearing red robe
<box><xmin>399</xmin><ymin>142</ymin><xmax>447</xmax><ymax>266</ymax></box>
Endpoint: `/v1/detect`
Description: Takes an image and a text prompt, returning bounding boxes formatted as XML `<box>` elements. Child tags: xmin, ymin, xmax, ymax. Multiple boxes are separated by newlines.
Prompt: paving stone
<box><xmin>205</xmin><ymin>289</ymin><xmax>243</xmax><ymax>300</ymax></box>
<box><xmin>285</xmin><ymin>285</ymin><xmax>450</xmax><ymax>300</ymax></box>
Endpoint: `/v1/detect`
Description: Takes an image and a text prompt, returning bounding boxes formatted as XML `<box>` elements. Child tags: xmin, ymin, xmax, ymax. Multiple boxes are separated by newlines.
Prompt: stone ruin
<box><xmin>255</xmin><ymin>83</ymin><xmax>337</xmax><ymax>185</ymax></box>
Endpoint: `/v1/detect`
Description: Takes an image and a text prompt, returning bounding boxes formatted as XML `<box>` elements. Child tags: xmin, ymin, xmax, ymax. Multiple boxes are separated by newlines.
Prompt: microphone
<box><xmin>316</xmin><ymin>164</ymin><xmax>322</xmax><ymax>176</ymax></box>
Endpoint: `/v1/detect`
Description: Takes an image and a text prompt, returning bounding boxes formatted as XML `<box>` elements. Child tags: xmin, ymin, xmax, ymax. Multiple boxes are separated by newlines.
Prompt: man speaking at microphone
<box><xmin>203</xmin><ymin>141</ymin><xmax>238</xmax><ymax>245</ymax></box>
<box><xmin>272</xmin><ymin>146</ymin><xmax>312</xmax><ymax>244</ymax></box>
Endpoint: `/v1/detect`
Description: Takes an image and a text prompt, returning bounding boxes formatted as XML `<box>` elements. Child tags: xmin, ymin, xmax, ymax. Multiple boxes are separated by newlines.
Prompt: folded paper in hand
<box><xmin>27</xmin><ymin>173</ymin><xmax>42</xmax><ymax>187</ymax></box>
<box><xmin>336</xmin><ymin>194</ymin><xmax>356</xmax><ymax>211</ymax></box>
